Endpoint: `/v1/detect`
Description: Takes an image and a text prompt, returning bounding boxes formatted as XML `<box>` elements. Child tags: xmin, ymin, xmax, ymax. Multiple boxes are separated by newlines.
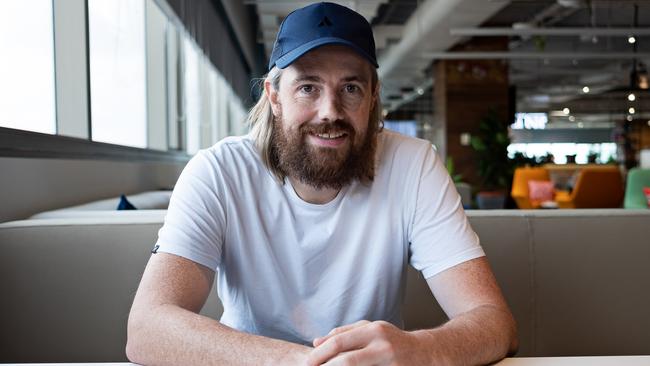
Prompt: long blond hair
<box><xmin>247</xmin><ymin>66</ymin><xmax>382</xmax><ymax>182</ymax></box>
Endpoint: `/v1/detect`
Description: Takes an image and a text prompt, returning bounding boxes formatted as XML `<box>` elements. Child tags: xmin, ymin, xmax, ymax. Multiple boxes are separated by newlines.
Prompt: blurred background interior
<box><xmin>2</xmin><ymin>0</ymin><xmax>650</xmax><ymax>216</ymax></box>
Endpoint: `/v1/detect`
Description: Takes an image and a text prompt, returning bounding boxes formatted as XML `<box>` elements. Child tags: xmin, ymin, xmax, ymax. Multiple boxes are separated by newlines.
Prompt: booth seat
<box><xmin>1</xmin><ymin>210</ymin><xmax>649</xmax><ymax>362</ymax></box>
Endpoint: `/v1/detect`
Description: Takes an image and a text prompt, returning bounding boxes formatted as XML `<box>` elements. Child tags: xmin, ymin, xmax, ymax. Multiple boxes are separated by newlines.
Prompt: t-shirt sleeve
<box><xmin>155</xmin><ymin>150</ymin><xmax>226</xmax><ymax>271</ymax></box>
<box><xmin>408</xmin><ymin>145</ymin><xmax>484</xmax><ymax>279</ymax></box>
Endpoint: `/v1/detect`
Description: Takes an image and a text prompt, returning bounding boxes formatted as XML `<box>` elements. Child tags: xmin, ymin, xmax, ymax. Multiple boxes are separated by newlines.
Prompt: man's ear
<box><xmin>264</xmin><ymin>79</ymin><xmax>280</xmax><ymax>116</ymax></box>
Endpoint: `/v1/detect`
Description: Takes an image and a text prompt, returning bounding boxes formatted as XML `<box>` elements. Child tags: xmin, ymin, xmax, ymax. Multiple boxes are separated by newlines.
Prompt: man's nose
<box><xmin>318</xmin><ymin>89</ymin><xmax>344</xmax><ymax>122</ymax></box>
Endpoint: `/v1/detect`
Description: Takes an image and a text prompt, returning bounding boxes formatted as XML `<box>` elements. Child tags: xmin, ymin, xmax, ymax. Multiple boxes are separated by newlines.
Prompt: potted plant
<box><xmin>446</xmin><ymin>157</ymin><xmax>472</xmax><ymax>209</ymax></box>
<box><xmin>470</xmin><ymin>109</ymin><xmax>514</xmax><ymax>209</ymax></box>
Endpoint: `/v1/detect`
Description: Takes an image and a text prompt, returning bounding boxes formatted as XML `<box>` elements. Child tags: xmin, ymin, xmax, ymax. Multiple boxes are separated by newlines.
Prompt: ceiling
<box><xmin>248</xmin><ymin>0</ymin><xmax>650</xmax><ymax>127</ymax></box>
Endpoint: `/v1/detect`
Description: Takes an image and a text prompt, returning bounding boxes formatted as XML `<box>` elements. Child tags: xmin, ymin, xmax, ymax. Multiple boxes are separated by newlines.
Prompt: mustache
<box><xmin>300</xmin><ymin>120</ymin><xmax>354</xmax><ymax>135</ymax></box>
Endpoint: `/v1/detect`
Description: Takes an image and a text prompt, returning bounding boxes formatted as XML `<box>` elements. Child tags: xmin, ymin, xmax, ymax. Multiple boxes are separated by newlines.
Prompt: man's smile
<box><xmin>308</xmin><ymin>131</ymin><xmax>349</xmax><ymax>147</ymax></box>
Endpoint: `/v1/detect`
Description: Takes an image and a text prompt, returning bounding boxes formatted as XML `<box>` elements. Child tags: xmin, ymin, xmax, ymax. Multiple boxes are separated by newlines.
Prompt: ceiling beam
<box><xmin>450</xmin><ymin>27</ymin><xmax>650</xmax><ymax>37</ymax></box>
<box><xmin>420</xmin><ymin>52</ymin><xmax>650</xmax><ymax>60</ymax></box>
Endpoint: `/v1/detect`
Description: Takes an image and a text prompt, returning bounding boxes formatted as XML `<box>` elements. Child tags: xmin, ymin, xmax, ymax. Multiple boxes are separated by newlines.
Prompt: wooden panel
<box><xmin>434</xmin><ymin>38</ymin><xmax>510</xmax><ymax>187</ymax></box>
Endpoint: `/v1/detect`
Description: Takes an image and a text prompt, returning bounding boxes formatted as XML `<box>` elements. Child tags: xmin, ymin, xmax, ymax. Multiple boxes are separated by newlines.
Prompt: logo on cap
<box><xmin>318</xmin><ymin>16</ymin><xmax>333</xmax><ymax>27</ymax></box>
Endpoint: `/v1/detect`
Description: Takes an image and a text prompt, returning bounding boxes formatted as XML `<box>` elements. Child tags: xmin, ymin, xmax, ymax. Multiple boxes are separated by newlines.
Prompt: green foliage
<box><xmin>533</xmin><ymin>36</ymin><xmax>546</xmax><ymax>51</ymax></box>
<box><xmin>445</xmin><ymin>157</ymin><xmax>464</xmax><ymax>184</ymax></box>
<box><xmin>470</xmin><ymin>109</ymin><xmax>514</xmax><ymax>190</ymax></box>
<box><xmin>511</xmin><ymin>152</ymin><xmax>542</xmax><ymax>167</ymax></box>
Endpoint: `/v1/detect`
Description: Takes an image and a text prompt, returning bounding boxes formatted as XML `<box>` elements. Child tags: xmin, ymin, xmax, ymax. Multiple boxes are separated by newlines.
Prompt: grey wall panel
<box><xmin>0</xmin><ymin>221</ymin><xmax>223</xmax><ymax>362</ymax></box>
<box><xmin>532</xmin><ymin>214</ymin><xmax>650</xmax><ymax>356</ymax></box>
<box><xmin>402</xmin><ymin>265</ymin><xmax>448</xmax><ymax>330</ymax></box>
<box><xmin>469</xmin><ymin>214</ymin><xmax>534</xmax><ymax>356</ymax></box>
<box><xmin>0</xmin><ymin>222</ymin><xmax>162</xmax><ymax>362</ymax></box>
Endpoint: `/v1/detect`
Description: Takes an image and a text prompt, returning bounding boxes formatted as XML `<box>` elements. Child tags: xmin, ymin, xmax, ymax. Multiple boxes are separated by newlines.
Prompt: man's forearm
<box><xmin>411</xmin><ymin>304</ymin><xmax>518</xmax><ymax>365</ymax></box>
<box><xmin>126</xmin><ymin>304</ymin><xmax>311</xmax><ymax>366</ymax></box>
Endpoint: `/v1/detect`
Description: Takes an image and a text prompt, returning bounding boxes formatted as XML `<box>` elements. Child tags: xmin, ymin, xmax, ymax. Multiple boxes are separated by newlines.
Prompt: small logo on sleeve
<box><xmin>151</xmin><ymin>245</ymin><xmax>160</xmax><ymax>254</ymax></box>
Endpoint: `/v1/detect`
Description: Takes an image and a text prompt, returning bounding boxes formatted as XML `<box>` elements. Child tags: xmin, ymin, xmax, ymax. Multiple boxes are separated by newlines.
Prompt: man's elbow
<box><xmin>125</xmin><ymin>309</ymin><xmax>148</xmax><ymax>364</ymax></box>
<box><xmin>507</xmin><ymin>332</ymin><xmax>519</xmax><ymax>356</ymax></box>
<box><xmin>125</xmin><ymin>338</ymin><xmax>141</xmax><ymax>364</ymax></box>
<box><xmin>505</xmin><ymin>313</ymin><xmax>519</xmax><ymax>356</ymax></box>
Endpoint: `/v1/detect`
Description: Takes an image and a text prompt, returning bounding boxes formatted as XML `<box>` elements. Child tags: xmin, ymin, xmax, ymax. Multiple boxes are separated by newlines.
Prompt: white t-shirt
<box><xmin>156</xmin><ymin>130</ymin><xmax>484</xmax><ymax>344</ymax></box>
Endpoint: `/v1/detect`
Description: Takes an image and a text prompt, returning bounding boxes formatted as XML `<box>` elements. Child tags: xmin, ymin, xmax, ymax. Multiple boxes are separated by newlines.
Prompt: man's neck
<box><xmin>288</xmin><ymin>176</ymin><xmax>341</xmax><ymax>204</ymax></box>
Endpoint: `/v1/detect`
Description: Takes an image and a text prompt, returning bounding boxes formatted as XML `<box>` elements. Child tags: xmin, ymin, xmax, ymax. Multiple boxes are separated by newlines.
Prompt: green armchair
<box><xmin>624</xmin><ymin>168</ymin><xmax>650</xmax><ymax>209</ymax></box>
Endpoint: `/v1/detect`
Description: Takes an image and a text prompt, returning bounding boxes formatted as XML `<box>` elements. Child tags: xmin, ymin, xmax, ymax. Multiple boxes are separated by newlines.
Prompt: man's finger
<box><xmin>307</xmin><ymin>327</ymin><xmax>375</xmax><ymax>366</ymax></box>
<box><xmin>322</xmin><ymin>347</ymin><xmax>385</xmax><ymax>366</ymax></box>
<box><xmin>313</xmin><ymin>320</ymin><xmax>370</xmax><ymax>347</ymax></box>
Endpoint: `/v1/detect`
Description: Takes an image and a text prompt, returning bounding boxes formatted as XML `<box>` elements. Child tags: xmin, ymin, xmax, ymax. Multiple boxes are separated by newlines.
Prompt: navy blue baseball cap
<box><xmin>268</xmin><ymin>2</ymin><xmax>378</xmax><ymax>71</ymax></box>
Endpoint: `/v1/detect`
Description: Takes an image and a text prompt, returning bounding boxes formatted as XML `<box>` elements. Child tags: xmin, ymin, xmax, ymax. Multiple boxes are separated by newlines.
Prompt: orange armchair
<box><xmin>511</xmin><ymin>167</ymin><xmax>551</xmax><ymax>209</ymax></box>
<box><xmin>554</xmin><ymin>166</ymin><xmax>624</xmax><ymax>208</ymax></box>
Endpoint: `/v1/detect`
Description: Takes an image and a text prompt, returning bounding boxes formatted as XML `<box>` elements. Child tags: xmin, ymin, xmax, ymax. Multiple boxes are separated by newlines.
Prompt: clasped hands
<box><xmin>304</xmin><ymin>320</ymin><xmax>424</xmax><ymax>366</ymax></box>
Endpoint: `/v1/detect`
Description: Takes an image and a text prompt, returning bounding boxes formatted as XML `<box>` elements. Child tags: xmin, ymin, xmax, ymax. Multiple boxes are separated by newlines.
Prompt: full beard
<box><xmin>270</xmin><ymin>113</ymin><xmax>377</xmax><ymax>190</ymax></box>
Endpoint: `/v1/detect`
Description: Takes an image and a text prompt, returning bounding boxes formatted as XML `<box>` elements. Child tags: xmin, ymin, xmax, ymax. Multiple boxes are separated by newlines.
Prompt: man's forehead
<box><xmin>286</xmin><ymin>45</ymin><xmax>373</xmax><ymax>82</ymax></box>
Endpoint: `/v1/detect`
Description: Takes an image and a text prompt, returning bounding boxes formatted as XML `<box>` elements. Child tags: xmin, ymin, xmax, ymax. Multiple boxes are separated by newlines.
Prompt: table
<box><xmin>3</xmin><ymin>356</ymin><xmax>650</xmax><ymax>365</ymax></box>
<box><xmin>497</xmin><ymin>356</ymin><xmax>650</xmax><ymax>365</ymax></box>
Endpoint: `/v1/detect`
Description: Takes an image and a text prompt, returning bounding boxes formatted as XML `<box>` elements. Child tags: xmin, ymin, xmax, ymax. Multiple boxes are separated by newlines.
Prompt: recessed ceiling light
<box><xmin>629</xmin><ymin>107</ymin><xmax>636</xmax><ymax>114</ymax></box>
<box><xmin>582</xmin><ymin>86</ymin><xmax>590</xmax><ymax>93</ymax></box>
<box><xmin>577</xmin><ymin>122</ymin><xmax>584</xmax><ymax>128</ymax></box>
<box><xmin>647</xmin><ymin>120</ymin><xmax>650</xmax><ymax>127</ymax></box>
<box><xmin>568</xmin><ymin>116</ymin><xmax>576</xmax><ymax>122</ymax></box>
<box><xmin>628</xmin><ymin>36</ymin><xmax>637</xmax><ymax>44</ymax></box>
<box><xmin>563</xmin><ymin>108</ymin><xmax>570</xmax><ymax>115</ymax></box>
<box><xmin>416</xmin><ymin>88</ymin><xmax>424</xmax><ymax>95</ymax></box>
<box><xmin>628</xmin><ymin>93</ymin><xmax>636</xmax><ymax>102</ymax></box>
<box><xmin>627</xmin><ymin>115</ymin><xmax>634</xmax><ymax>122</ymax></box>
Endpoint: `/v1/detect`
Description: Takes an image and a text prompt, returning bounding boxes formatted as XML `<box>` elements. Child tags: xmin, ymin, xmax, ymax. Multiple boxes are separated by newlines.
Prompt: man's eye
<box><xmin>345</xmin><ymin>84</ymin><xmax>360</xmax><ymax>93</ymax></box>
<box><xmin>300</xmin><ymin>85</ymin><xmax>315</xmax><ymax>93</ymax></box>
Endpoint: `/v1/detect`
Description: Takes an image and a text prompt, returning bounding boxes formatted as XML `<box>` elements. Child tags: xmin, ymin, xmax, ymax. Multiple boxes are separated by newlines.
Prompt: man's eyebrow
<box><xmin>341</xmin><ymin>75</ymin><xmax>369</xmax><ymax>84</ymax></box>
<box><xmin>292</xmin><ymin>75</ymin><xmax>322</xmax><ymax>84</ymax></box>
<box><xmin>291</xmin><ymin>75</ymin><xmax>370</xmax><ymax>84</ymax></box>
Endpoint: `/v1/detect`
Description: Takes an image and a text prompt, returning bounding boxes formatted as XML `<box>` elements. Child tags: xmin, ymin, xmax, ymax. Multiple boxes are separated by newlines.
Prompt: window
<box><xmin>205</xmin><ymin>64</ymin><xmax>221</xmax><ymax>145</ymax></box>
<box><xmin>166</xmin><ymin>24</ymin><xmax>181</xmax><ymax>150</ymax></box>
<box><xmin>0</xmin><ymin>0</ymin><xmax>245</xmax><ymax>161</ymax></box>
<box><xmin>216</xmin><ymin>73</ymin><xmax>232</xmax><ymax>138</ymax></box>
<box><xmin>183</xmin><ymin>36</ymin><xmax>201</xmax><ymax>154</ymax></box>
<box><xmin>88</xmin><ymin>0</ymin><xmax>147</xmax><ymax>148</ymax></box>
<box><xmin>507</xmin><ymin>143</ymin><xmax>617</xmax><ymax>164</ymax></box>
<box><xmin>0</xmin><ymin>0</ymin><xmax>56</xmax><ymax>134</ymax></box>
<box><xmin>384</xmin><ymin>120</ymin><xmax>418</xmax><ymax>137</ymax></box>
<box><xmin>512</xmin><ymin>113</ymin><xmax>548</xmax><ymax>130</ymax></box>
<box><xmin>145</xmin><ymin>0</ymin><xmax>170</xmax><ymax>151</ymax></box>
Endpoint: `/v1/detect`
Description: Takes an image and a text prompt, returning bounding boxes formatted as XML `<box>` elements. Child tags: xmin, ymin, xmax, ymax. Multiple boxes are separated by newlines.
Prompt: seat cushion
<box><xmin>528</xmin><ymin>180</ymin><xmax>554</xmax><ymax>203</ymax></box>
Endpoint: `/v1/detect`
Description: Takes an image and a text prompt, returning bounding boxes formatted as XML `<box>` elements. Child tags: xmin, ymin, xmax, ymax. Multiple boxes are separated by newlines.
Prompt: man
<box><xmin>127</xmin><ymin>2</ymin><xmax>517</xmax><ymax>365</ymax></box>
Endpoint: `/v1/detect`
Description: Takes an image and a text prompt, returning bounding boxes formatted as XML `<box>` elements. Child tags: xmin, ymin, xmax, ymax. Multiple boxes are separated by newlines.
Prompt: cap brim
<box><xmin>274</xmin><ymin>37</ymin><xmax>378</xmax><ymax>69</ymax></box>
